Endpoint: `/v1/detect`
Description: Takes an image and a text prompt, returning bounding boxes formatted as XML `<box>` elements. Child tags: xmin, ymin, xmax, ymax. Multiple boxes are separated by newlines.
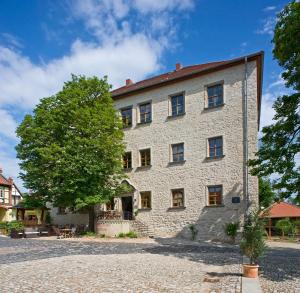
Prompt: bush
<box><xmin>7</xmin><ymin>221</ymin><xmax>24</xmax><ymax>233</ymax></box>
<box><xmin>189</xmin><ymin>224</ymin><xmax>198</xmax><ymax>241</ymax></box>
<box><xmin>240</xmin><ymin>212</ymin><xmax>267</xmax><ymax>265</ymax></box>
<box><xmin>84</xmin><ymin>231</ymin><xmax>96</xmax><ymax>237</ymax></box>
<box><xmin>224</xmin><ymin>222</ymin><xmax>239</xmax><ymax>243</ymax></box>
<box><xmin>126</xmin><ymin>231</ymin><xmax>137</xmax><ymax>238</ymax></box>
<box><xmin>117</xmin><ymin>231</ymin><xmax>138</xmax><ymax>238</ymax></box>
<box><xmin>275</xmin><ymin>218</ymin><xmax>293</xmax><ymax>237</ymax></box>
<box><xmin>0</xmin><ymin>221</ymin><xmax>7</xmax><ymax>229</ymax></box>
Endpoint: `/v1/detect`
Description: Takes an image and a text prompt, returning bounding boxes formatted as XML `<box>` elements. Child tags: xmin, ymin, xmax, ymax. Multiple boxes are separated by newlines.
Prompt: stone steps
<box><xmin>130</xmin><ymin>220</ymin><xmax>154</xmax><ymax>237</ymax></box>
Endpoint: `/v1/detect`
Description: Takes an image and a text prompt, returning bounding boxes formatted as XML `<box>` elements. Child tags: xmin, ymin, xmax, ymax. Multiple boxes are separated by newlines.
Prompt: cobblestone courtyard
<box><xmin>259</xmin><ymin>241</ymin><xmax>300</xmax><ymax>293</ymax></box>
<box><xmin>0</xmin><ymin>236</ymin><xmax>242</xmax><ymax>293</ymax></box>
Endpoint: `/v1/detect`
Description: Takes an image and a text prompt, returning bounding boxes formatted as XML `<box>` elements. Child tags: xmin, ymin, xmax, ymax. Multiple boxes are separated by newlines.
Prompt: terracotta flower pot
<box><xmin>243</xmin><ymin>264</ymin><xmax>259</xmax><ymax>278</ymax></box>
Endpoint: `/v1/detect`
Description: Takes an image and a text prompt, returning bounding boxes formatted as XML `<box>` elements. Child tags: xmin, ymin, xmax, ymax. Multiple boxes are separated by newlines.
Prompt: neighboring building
<box><xmin>95</xmin><ymin>51</ymin><xmax>263</xmax><ymax>240</ymax></box>
<box><xmin>0</xmin><ymin>167</ymin><xmax>23</xmax><ymax>222</ymax></box>
<box><xmin>261</xmin><ymin>202</ymin><xmax>300</xmax><ymax>238</ymax></box>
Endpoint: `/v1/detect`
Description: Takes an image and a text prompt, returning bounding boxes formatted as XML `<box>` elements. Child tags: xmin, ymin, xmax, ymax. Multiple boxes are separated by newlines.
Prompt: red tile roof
<box><xmin>0</xmin><ymin>174</ymin><xmax>12</xmax><ymax>186</ymax></box>
<box><xmin>111</xmin><ymin>51</ymin><xmax>264</xmax><ymax>100</ymax></box>
<box><xmin>261</xmin><ymin>202</ymin><xmax>300</xmax><ymax>218</ymax></box>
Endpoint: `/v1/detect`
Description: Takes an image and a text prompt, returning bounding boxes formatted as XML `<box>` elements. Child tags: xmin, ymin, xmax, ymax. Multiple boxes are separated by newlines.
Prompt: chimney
<box><xmin>0</xmin><ymin>167</ymin><xmax>2</xmax><ymax>174</ymax></box>
<box><xmin>8</xmin><ymin>177</ymin><xmax>13</xmax><ymax>184</ymax></box>
<box><xmin>126</xmin><ymin>79</ymin><xmax>133</xmax><ymax>86</ymax></box>
<box><xmin>175</xmin><ymin>62</ymin><xmax>182</xmax><ymax>71</ymax></box>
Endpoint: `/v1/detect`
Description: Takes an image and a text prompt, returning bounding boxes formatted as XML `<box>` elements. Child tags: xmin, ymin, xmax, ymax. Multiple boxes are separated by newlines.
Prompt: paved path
<box><xmin>259</xmin><ymin>241</ymin><xmax>300</xmax><ymax>293</ymax></box>
<box><xmin>0</xmin><ymin>236</ymin><xmax>242</xmax><ymax>293</ymax></box>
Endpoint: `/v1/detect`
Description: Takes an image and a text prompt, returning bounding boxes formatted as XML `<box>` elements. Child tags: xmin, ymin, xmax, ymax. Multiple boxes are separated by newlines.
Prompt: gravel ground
<box><xmin>0</xmin><ymin>236</ymin><xmax>242</xmax><ymax>293</ymax></box>
<box><xmin>259</xmin><ymin>241</ymin><xmax>300</xmax><ymax>293</ymax></box>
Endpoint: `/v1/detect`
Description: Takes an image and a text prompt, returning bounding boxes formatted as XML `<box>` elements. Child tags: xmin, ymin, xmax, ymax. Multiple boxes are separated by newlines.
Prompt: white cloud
<box><xmin>256</xmin><ymin>17</ymin><xmax>276</xmax><ymax>35</ymax></box>
<box><xmin>0</xmin><ymin>109</ymin><xmax>18</xmax><ymax>139</ymax></box>
<box><xmin>0</xmin><ymin>0</ymin><xmax>196</xmax><ymax>191</ymax></box>
<box><xmin>263</xmin><ymin>6</ymin><xmax>276</xmax><ymax>12</ymax></box>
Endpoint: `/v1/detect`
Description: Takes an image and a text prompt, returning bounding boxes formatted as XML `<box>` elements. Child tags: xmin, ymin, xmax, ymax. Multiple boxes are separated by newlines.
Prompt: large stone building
<box><xmin>101</xmin><ymin>51</ymin><xmax>263</xmax><ymax>240</ymax></box>
<box><xmin>53</xmin><ymin>52</ymin><xmax>263</xmax><ymax>240</ymax></box>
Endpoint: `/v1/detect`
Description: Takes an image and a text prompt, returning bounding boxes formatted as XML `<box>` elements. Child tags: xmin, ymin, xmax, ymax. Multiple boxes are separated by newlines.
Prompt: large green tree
<box><xmin>16</xmin><ymin>75</ymin><xmax>125</xmax><ymax>231</ymax></box>
<box><xmin>258</xmin><ymin>177</ymin><xmax>276</xmax><ymax>208</ymax></box>
<box><xmin>249</xmin><ymin>1</ymin><xmax>300</xmax><ymax>204</ymax></box>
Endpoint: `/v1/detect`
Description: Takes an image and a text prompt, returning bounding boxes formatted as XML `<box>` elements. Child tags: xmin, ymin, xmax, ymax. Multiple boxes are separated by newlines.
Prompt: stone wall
<box><xmin>114</xmin><ymin>61</ymin><xmax>259</xmax><ymax>241</ymax></box>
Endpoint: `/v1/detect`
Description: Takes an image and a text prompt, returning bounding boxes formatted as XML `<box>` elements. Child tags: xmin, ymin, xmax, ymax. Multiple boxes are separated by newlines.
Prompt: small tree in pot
<box><xmin>240</xmin><ymin>211</ymin><xmax>267</xmax><ymax>278</ymax></box>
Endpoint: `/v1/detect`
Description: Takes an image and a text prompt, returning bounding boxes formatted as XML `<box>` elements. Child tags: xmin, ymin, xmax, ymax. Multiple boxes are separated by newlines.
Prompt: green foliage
<box><xmin>249</xmin><ymin>1</ymin><xmax>300</xmax><ymax>204</ymax></box>
<box><xmin>21</xmin><ymin>194</ymin><xmax>46</xmax><ymax>209</ymax></box>
<box><xmin>16</xmin><ymin>75</ymin><xmax>126</xmax><ymax>219</ymax></box>
<box><xmin>117</xmin><ymin>231</ymin><xmax>137</xmax><ymax>238</ymax></box>
<box><xmin>275</xmin><ymin>218</ymin><xmax>293</xmax><ymax>237</ymax></box>
<box><xmin>84</xmin><ymin>231</ymin><xmax>97</xmax><ymax>237</ymax></box>
<box><xmin>126</xmin><ymin>231</ymin><xmax>137</xmax><ymax>238</ymax></box>
<box><xmin>188</xmin><ymin>224</ymin><xmax>198</xmax><ymax>241</ymax></box>
<box><xmin>0</xmin><ymin>221</ymin><xmax>7</xmax><ymax>229</ymax></box>
<box><xmin>6</xmin><ymin>221</ymin><xmax>24</xmax><ymax>232</ymax></box>
<box><xmin>272</xmin><ymin>1</ymin><xmax>300</xmax><ymax>90</ymax></box>
<box><xmin>258</xmin><ymin>177</ymin><xmax>276</xmax><ymax>208</ymax></box>
<box><xmin>240</xmin><ymin>212</ymin><xmax>267</xmax><ymax>265</ymax></box>
<box><xmin>224</xmin><ymin>222</ymin><xmax>239</xmax><ymax>243</ymax></box>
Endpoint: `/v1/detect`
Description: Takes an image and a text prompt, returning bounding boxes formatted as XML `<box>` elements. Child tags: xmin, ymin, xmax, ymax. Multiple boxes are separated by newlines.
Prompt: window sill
<box><xmin>136</xmin><ymin>165</ymin><xmax>152</xmax><ymax>171</ymax></box>
<box><xmin>123</xmin><ymin>167</ymin><xmax>133</xmax><ymax>172</ymax></box>
<box><xmin>167</xmin><ymin>206</ymin><xmax>186</xmax><ymax>211</ymax></box>
<box><xmin>205</xmin><ymin>155</ymin><xmax>225</xmax><ymax>161</ymax></box>
<box><xmin>138</xmin><ymin>208</ymin><xmax>152</xmax><ymax>211</ymax></box>
<box><xmin>168</xmin><ymin>160</ymin><xmax>186</xmax><ymax>166</ymax></box>
<box><xmin>167</xmin><ymin>112</ymin><xmax>186</xmax><ymax>120</ymax></box>
<box><xmin>205</xmin><ymin>205</ymin><xmax>225</xmax><ymax>208</ymax></box>
<box><xmin>204</xmin><ymin>103</ymin><xmax>225</xmax><ymax>111</ymax></box>
<box><xmin>137</xmin><ymin>120</ymin><xmax>152</xmax><ymax>126</ymax></box>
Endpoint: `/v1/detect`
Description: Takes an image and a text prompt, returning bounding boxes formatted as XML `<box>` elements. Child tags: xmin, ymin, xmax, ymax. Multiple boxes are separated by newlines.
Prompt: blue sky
<box><xmin>0</xmin><ymin>0</ymin><xmax>290</xmax><ymax>190</ymax></box>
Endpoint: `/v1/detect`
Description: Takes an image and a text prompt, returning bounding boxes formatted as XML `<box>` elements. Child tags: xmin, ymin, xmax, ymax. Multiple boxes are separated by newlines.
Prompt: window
<box><xmin>140</xmin><ymin>191</ymin><xmax>151</xmax><ymax>209</ymax></box>
<box><xmin>207</xmin><ymin>84</ymin><xmax>223</xmax><ymax>108</ymax></box>
<box><xmin>208</xmin><ymin>186</ymin><xmax>222</xmax><ymax>206</ymax></box>
<box><xmin>172</xmin><ymin>143</ymin><xmax>184</xmax><ymax>162</ymax></box>
<box><xmin>171</xmin><ymin>94</ymin><xmax>185</xmax><ymax>116</ymax></box>
<box><xmin>208</xmin><ymin>137</ymin><xmax>223</xmax><ymax>158</ymax></box>
<box><xmin>123</xmin><ymin>152</ymin><xmax>132</xmax><ymax>169</ymax></box>
<box><xmin>0</xmin><ymin>188</ymin><xmax>3</xmax><ymax>203</ymax></box>
<box><xmin>121</xmin><ymin>107</ymin><xmax>132</xmax><ymax>127</ymax></box>
<box><xmin>139</xmin><ymin>103</ymin><xmax>152</xmax><ymax>123</ymax></box>
<box><xmin>172</xmin><ymin>189</ymin><xmax>184</xmax><ymax>207</ymax></box>
<box><xmin>140</xmin><ymin>149</ymin><xmax>151</xmax><ymax>166</ymax></box>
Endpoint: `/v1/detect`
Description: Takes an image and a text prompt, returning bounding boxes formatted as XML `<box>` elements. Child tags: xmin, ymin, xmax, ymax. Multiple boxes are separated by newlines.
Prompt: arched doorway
<box><xmin>119</xmin><ymin>180</ymin><xmax>135</xmax><ymax>220</ymax></box>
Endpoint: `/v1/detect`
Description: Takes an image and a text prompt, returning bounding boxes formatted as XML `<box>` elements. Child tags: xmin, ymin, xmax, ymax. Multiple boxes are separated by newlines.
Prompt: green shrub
<box><xmin>84</xmin><ymin>231</ymin><xmax>96</xmax><ymax>237</ymax></box>
<box><xmin>275</xmin><ymin>218</ymin><xmax>292</xmax><ymax>237</ymax></box>
<box><xmin>126</xmin><ymin>231</ymin><xmax>137</xmax><ymax>238</ymax></box>
<box><xmin>240</xmin><ymin>212</ymin><xmax>267</xmax><ymax>265</ymax></box>
<box><xmin>188</xmin><ymin>224</ymin><xmax>198</xmax><ymax>241</ymax></box>
<box><xmin>0</xmin><ymin>221</ymin><xmax>7</xmax><ymax>229</ymax></box>
<box><xmin>224</xmin><ymin>222</ymin><xmax>240</xmax><ymax>243</ymax></box>
<box><xmin>7</xmin><ymin>221</ymin><xmax>24</xmax><ymax>233</ymax></box>
<box><xmin>117</xmin><ymin>231</ymin><xmax>137</xmax><ymax>238</ymax></box>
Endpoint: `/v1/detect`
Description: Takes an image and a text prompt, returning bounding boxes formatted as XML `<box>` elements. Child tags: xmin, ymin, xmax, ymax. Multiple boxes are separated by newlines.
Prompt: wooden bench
<box><xmin>24</xmin><ymin>227</ymin><xmax>40</xmax><ymax>238</ymax></box>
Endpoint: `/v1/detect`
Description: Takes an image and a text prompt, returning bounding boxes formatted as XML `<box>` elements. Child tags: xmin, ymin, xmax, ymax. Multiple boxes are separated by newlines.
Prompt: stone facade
<box><xmin>111</xmin><ymin>58</ymin><xmax>260</xmax><ymax>240</ymax></box>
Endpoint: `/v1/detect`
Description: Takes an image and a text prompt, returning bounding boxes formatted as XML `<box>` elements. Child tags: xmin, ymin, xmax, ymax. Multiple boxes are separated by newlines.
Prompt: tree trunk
<box><xmin>88</xmin><ymin>205</ymin><xmax>95</xmax><ymax>232</ymax></box>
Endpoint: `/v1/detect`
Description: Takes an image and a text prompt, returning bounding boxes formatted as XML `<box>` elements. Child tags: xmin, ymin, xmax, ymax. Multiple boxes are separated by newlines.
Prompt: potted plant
<box><xmin>240</xmin><ymin>211</ymin><xmax>267</xmax><ymax>278</ymax></box>
<box><xmin>224</xmin><ymin>221</ymin><xmax>239</xmax><ymax>244</ymax></box>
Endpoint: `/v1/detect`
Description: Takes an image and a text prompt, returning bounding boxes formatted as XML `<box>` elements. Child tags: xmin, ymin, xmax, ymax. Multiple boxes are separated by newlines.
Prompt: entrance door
<box><xmin>121</xmin><ymin>196</ymin><xmax>133</xmax><ymax>220</ymax></box>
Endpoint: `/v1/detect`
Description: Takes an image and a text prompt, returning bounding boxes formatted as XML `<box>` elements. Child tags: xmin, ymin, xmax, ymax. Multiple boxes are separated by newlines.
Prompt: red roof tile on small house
<box><xmin>261</xmin><ymin>202</ymin><xmax>300</xmax><ymax>218</ymax></box>
<box><xmin>0</xmin><ymin>174</ymin><xmax>12</xmax><ymax>186</ymax></box>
